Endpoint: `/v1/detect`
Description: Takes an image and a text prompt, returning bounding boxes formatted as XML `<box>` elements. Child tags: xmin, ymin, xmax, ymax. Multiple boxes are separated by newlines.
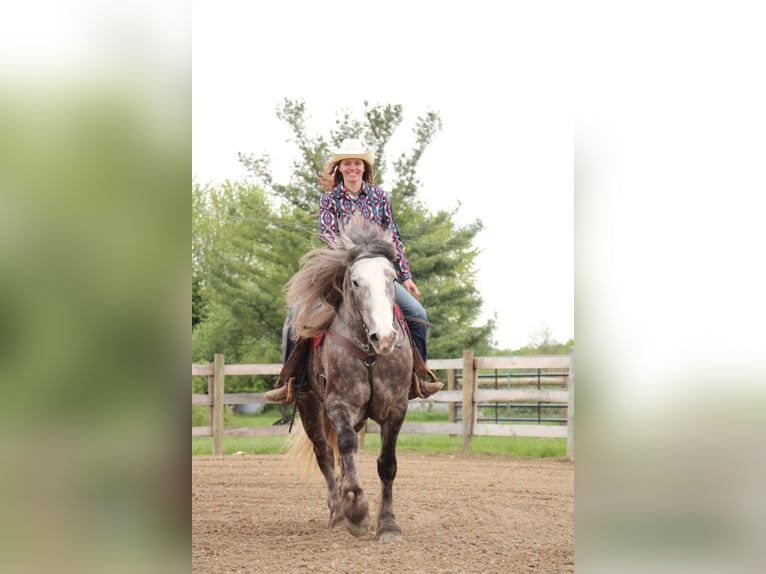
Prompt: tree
<box><xmin>529</xmin><ymin>322</ymin><xmax>557</xmax><ymax>349</ymax></box>
<box><xmin>237</xmin><ymin>99</ymin><xmax>495</xmax><ymax>359</ymax></box>
<box><xmin>512</xmin><ymin>322</ymin><xmax>574</xmax><ymax>355</ymax></box>
<box><xmin>192</xmin><ymin>179</ymin><xmax>291</xmax><ymax>392</ymax></box>
<box><xmin>192</xmin><ymin>274</ymin><xmax>207</xmax><ymax>328</ymax></box>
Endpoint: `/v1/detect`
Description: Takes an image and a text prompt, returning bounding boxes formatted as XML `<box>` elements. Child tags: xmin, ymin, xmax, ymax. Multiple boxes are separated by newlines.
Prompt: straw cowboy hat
<box><xmin>330</xmin><ymin>138</ymin><xmax>374</xmax><ymax>165</ymax></box>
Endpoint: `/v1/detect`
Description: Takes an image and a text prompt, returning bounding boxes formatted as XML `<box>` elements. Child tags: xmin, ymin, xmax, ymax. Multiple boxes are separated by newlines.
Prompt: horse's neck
<box><xmin>333</xmin><ymin>304</ymin><xmax>365</xmax><ymax>339</ymax></box>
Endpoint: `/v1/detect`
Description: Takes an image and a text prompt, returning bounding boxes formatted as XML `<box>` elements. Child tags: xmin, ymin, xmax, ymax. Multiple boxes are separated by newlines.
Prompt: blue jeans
<box><xmin>282</xmin><ymin>281</ymin><xmax>429</xmax><ymax>363</ymax></box>
<box><xmin>394</xmin><ymin>281</ymin><xmax>429</xmax><ymax>362</ymax></box>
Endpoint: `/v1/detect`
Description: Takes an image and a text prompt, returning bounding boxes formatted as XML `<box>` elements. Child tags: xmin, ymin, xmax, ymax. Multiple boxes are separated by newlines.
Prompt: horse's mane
<box><xmin>286</xmin><ymin>215</ymin><xmax>397</xmax><ymax>340</ymax></box>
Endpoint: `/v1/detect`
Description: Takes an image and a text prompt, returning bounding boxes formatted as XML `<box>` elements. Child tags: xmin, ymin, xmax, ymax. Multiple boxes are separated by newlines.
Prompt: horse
<box><xmin>285</xmin><ymin>215</ymin><xmax>414</xmax><ymax>543</ymax></box>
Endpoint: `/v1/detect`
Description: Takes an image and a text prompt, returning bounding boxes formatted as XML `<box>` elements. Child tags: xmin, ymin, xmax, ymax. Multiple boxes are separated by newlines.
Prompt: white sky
<box><xmin>192</xmin><ymin>1</ymin><xmax>573</xmax><ymax>350</ymax></box>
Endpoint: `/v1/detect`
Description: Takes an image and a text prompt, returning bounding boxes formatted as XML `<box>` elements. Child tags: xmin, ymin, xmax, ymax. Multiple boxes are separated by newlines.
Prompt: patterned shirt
<box><xmin>318</xmin><ymin>182</ymin><xmax>413</xmax><ymax>282</ymax></box>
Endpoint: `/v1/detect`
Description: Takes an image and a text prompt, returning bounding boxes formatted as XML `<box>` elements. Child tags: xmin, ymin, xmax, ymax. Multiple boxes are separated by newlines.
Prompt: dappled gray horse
<box><xmin>286</xmin><ymin>215</ymin><xmax>413</xmax><ymax>542</ymax></box>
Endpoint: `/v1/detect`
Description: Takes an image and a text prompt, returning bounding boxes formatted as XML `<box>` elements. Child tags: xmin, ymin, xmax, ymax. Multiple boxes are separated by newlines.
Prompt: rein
<box><xmin>326</xmin><ymin>329</ymin><xmax>377</xmax><ymax>367</ymax></box>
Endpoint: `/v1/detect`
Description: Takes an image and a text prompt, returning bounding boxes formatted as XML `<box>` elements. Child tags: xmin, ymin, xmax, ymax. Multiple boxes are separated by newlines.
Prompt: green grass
<box><xmin>192</xmin><ymin>406</ymin><xmax>294</xmax><ymax>454</ymax></box>
<box><xmin>191</xmin><ymin>434</ymin><xmax>566</xmax><ymax>457</ymax></box>
<box><xmin>192</xmin><ymin>406</ymin><xmax>567</xmax><ymax>458</ymax></box>
<box><xmin>403</xmin><ymin>408</ymin><xmax>449</xmax><ymax>422</ymax></box>
<box><xmin>363</xmin><ymin>434</ymin><xmax>566</xmax><ymax>457</ymax></box>
<box><xmin>192</xmin><ymin>435</ymin><xmax>288</xmax><ymax>455</ymax></box>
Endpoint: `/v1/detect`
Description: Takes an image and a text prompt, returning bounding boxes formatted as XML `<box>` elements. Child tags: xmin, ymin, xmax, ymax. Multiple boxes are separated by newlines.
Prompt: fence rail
<box><xmin>192</xmin><ymin>349</ymin><xmax>574</xmax><ymax>458</ymax></box>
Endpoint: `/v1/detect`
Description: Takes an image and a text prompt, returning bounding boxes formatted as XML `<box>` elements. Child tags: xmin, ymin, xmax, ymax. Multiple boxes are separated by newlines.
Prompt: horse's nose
<box><xmin>369</xmin><ymin>326</ymin><xmax>397</xmax><ymax>354</ymax></box>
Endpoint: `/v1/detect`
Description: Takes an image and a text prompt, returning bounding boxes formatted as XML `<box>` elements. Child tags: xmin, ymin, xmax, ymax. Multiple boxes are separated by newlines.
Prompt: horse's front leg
<box><xmin>296</xmin><ymin>395</ymin><xmax>343</xmax><ymax>528</ymax></box>
<box><xmin>326</xmin><ymin>403</ymin><xmax>370</xmax><ymax>537</ymax></box>
<box><xmin>375</xmin><ymin>416</ymin><xmax>405</xmax><ymax>542</ymax></box>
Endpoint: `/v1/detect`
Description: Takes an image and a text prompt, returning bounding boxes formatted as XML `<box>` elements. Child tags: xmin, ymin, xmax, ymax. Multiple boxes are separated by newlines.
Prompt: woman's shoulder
<box><xmin>319</xmin><ymin>188</ymin><xmax>337</xmax><ymax>201</ymax></box>
<box><xmin>325</xmin><ymin>183</ymin><xmax>345</xmax><ymax>197</ymax></box>
<box><xmin>366</xmin><ymin>183</ymin><xmax>387</xmax><ymax>196</ymax></box>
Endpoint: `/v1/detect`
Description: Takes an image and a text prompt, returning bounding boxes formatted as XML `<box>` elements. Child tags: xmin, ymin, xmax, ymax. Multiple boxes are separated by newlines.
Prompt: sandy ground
<box><xmin>192</xmin><ymin>452</ymin><xmax>573</xmax><ymax>574</ymax></box>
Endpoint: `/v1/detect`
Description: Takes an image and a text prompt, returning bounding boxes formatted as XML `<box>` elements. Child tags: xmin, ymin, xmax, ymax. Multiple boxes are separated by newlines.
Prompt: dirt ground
<box><xmin>192</xmin><ymin>452</ymin><xmax>574</xmax><ymax>574</ymax></box>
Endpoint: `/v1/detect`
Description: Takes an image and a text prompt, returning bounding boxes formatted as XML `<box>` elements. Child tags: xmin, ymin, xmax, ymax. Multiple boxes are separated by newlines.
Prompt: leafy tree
<box><xmin>511</xmin><ymin>323</ymin><xmax>574</xmax><ymax>355</ymax></box>
<box><xmin>238</xmin><ymin>99</ymin><xmax>495</xmax><ymax>360</ymax></box>
<box><xmin>191</xmin><ymin>179</ymin><xmax>291</xmax><ymax>392</ymax></box>
<box><xmin>192</xmin><ymin>274</ymin><xmax>207</xmax><ymax>328</ymax></box>
<box><xmin>529</xmin><ymin>322</ymin><xmax>557</xmax><ymax>349</ymax></box>
<box><xmin>192</xmin><ymin>98</ymin><xmax>497</xmax><ymax>394</ymax></box>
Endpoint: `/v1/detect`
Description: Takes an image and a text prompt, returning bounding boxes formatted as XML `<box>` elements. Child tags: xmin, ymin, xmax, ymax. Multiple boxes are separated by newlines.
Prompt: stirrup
<box><xmin>409</xmin><ymin>371</ymin><xmax>443</xmax><ymax>400</ymax></box>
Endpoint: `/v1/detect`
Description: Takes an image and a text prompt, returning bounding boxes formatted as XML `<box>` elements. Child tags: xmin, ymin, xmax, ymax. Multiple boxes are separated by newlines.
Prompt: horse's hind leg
<box><xmin>296</xmin><ymin>395</ymin><xmax>343</xmax><ymax>528</ymax></box>
<box><xmin>326</xmin><ymin>405</ymin><xmax>371</xmax><ymax>537</ymax></box>
<box><xmin>375</xmin><ymin>417</ymin><xmax>405</xmax><ymax>542</ymax></box>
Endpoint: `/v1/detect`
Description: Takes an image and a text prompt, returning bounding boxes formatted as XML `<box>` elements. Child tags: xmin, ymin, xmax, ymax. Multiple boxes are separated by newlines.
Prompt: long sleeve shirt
<box><xmin>318</xmin><ymin>182</ymin><xmax>413</xmax><ymax>282</ymax></box>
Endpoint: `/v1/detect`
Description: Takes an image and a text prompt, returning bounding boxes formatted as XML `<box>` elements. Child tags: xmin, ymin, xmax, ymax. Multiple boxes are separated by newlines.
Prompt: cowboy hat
<box><xmin>330</xmin><ymin>138</ymin><xmax>374</xmax><ymax>165</ymax></box>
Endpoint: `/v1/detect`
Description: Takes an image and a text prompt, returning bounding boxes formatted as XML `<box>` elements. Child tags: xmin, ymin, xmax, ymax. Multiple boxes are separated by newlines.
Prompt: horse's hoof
<box><xmin>345</xmin><ymin>515</ymin><xmax>371</xmax><ymax>538</ymax></box>
<box><xmin>329</xmin><ymin>511</ymin><xmax>344</xmax><ymax>529</ymax></box>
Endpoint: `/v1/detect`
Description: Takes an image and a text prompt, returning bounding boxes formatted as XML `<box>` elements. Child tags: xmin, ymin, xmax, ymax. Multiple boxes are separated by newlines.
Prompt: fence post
<box><xmin>212</xmin><ymin>353</ymin><xmax>225</xmax><ymax>456</ymax></box>
<box><xmin>207</xmin><ymin>365</ymin><xmax>214</xmax><ymax>438</ymax></box>
<box><xmin>462</xmin><ymin>350</ymin><xmax>476</xmax><ymax>451</ymax></box>
<box><xmin>447</xmin><ymin>369</ymin><xmax>456</xmax><ymax>423</ymax></box>
<box><xmin>567</xmin><ymin>347</ymin><xmax>575</xmax><ymax>459</ymax></box>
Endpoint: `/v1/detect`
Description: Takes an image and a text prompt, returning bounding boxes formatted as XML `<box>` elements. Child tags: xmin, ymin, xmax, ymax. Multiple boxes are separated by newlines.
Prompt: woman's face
<box><xmin>338</xmin><ymin>158</ymin><xmax>366</xmax><ymax>188</ymax></box>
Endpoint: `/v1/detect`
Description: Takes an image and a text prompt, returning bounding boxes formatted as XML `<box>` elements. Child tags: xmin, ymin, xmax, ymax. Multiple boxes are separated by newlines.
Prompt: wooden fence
<box><xmin>192</xmin><ymin>349</ymin><xmax>574</xmax><ymax>458</ymax></box>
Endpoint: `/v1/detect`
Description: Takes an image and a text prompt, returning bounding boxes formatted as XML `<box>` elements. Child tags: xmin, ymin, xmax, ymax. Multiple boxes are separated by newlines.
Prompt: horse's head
<box><xmin>287</xmin><ymin>215</ymin><xmax>401</xmax><ymax>351</ymax></box>
<box><xmin>347</xmin><ymin>255</ymin><xmax>399</xmax><ymax>355</ymax></box>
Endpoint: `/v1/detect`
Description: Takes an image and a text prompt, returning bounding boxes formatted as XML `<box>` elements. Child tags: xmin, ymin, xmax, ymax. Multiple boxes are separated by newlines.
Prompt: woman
<box><xmin>265</xmin><ymin>138</ymin><xmax>442</xmax><ymax>403</ymax></box>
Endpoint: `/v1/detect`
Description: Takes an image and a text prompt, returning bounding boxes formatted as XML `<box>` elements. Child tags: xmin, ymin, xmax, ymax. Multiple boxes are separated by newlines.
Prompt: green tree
<box><xmin>238</xmin><ymin>99</ymin><xmax>495</xmax><ymax>359</ymax></box>
<box><xmin>512</xmin><ymin>323</ymin><xmax>574</xmax><ymax>355</ymax></box>
<box><xmin>192</xmin><ymin>274</ymin><xmax>207</xmax><ymax>328</ymax></box>
<box><xmin>192</xmin><ymin>179</ymin><xmax>293</xmax><ymax>392</ymax></box>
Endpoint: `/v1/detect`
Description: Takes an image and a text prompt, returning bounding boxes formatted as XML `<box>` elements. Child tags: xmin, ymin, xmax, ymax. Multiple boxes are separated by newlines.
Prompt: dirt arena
<box><xmin>192</xmin><ymin>451</ymin><xmax>573</xmax><ymax>573</ymax></box>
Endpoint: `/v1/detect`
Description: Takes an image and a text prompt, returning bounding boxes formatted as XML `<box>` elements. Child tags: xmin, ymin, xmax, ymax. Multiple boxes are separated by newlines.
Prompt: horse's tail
<box><xmin>286</xmin><ymin>416</ymin><xmax>339</xmax><ymax>481</ymax></box>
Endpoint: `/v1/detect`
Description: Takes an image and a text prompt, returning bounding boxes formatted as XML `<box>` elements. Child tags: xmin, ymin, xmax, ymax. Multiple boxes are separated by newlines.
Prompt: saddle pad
<box><xmin>310</xmin><ymin>332</ymin><xmax>325</xmax><ymax>349</ymax></box>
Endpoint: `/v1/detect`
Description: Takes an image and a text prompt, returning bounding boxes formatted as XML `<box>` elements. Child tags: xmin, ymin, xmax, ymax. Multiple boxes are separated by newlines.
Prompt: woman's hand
<box><xmin>403</xmin><ymin>278</ymin><xmax>421</xmax><ymax>299</ymax></box>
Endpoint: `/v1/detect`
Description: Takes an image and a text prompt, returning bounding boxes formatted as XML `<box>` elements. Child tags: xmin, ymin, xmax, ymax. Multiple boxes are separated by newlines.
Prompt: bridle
<box><xmin>325</xmin><ymin>257</ymin><xmax>404</xmax><ymax>390</ymax></box>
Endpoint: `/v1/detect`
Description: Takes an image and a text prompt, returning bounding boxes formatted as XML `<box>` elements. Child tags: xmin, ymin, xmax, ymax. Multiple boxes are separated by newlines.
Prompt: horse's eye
<box><xmin>352</xmin><ymin>280</ymin><xmax>359</xmax><ymax>288</ymax></box>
